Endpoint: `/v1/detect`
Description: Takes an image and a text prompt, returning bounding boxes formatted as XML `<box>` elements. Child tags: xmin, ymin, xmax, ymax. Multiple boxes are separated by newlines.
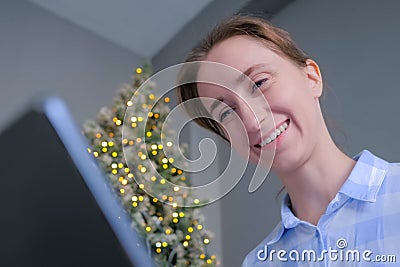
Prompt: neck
<box><xmin>276</xmin><ymin>126</ymin><xmax>356</xmax><ymax>226</ymax></box>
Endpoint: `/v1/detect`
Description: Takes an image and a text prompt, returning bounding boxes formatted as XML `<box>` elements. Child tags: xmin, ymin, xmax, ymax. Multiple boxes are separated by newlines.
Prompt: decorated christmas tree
<box><xmin>83</xmin><ymin>64</ymin><xmax>217</xmax><ymax>267</ymax></box>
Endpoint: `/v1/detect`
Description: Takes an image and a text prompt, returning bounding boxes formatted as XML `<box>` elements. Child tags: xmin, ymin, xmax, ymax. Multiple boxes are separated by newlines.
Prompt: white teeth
<box><xmin>259</xmin><ymin>121</ymin><xmax>289</xmax><ymax>147</ymax></box>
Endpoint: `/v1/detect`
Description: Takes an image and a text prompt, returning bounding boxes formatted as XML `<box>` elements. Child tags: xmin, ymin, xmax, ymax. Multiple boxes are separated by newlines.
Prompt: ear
<box><xmin>304</xmin><ymin>59</ymin><xmax>323</xmax><ymax>99</ymax></box>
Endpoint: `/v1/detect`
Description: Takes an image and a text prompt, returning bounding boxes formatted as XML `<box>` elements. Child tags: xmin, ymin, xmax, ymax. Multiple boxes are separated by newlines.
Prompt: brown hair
<box><xmin>176</xmin><ymin>15</ymin><xmax>310</xmax><ymax>141</ymax></box>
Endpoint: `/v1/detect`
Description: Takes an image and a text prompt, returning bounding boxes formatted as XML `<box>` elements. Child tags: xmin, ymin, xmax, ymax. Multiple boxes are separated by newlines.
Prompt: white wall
<box><xmin>0</xmin><ymin>0</ymin><xmax>145</xmax><ymax>131</ymax></box>
<box><xmin>220</xmin><ymin>0</ymin><xmax>400</xmax><ymax>266</ymax></box>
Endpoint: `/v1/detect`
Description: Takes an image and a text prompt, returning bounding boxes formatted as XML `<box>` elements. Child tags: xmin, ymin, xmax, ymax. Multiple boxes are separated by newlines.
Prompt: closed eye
<box><xmin>219</xmin><ymin>107</ymin><xmax>235</xmax><ymax>122</ymax></box>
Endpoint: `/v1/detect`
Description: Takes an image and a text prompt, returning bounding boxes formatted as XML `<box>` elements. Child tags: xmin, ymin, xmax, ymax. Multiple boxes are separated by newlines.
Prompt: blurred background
<box><xmin>2</xmin><ymin>0</ymin><xmax>400</xmax><ymax>266</ymax></box>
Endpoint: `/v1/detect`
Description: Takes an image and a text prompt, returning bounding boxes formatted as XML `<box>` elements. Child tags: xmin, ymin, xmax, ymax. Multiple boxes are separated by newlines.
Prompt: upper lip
<box><xmin>254</xmin><ymin>119</ymin><xmax>289</xmax><ymax>146</ymax></box>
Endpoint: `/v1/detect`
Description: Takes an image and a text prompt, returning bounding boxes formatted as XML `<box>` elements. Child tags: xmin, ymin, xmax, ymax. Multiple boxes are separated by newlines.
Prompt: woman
<box><xmin>177</xmin><ymin>15</ymin><xmax>399</xmax><ymax>266</ymax></box>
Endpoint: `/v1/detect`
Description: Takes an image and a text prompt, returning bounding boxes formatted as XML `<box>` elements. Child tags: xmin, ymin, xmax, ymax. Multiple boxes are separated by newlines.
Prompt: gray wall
<box><xmin>0</xmin><ymin>0</ymin><xmax>145</xmax><ymax>131</ymax></box>
<box><xmin>220</xmin><ymin>0</ymin><xmax>400</xmax><ymax>266</ymax></box>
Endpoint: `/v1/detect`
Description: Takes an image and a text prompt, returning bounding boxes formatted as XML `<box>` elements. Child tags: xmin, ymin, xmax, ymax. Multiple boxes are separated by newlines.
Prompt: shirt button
<box><xmin>332</xmin><ymin>203</ymin><xmax>339</xmax><ymax>209</ymax></box>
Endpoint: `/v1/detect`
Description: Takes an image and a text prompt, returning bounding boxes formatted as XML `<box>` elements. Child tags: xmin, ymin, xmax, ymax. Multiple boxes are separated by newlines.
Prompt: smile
<box><xmin>258</xmin><ymin>119</ymin><xmax>290</xmax><ymax>147</ymax></box>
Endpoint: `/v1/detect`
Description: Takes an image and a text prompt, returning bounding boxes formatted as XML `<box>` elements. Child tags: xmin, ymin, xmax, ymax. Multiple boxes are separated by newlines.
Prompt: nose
<box><xmin>237</xmin><ymin>96</ymin><xmax>267</xmax><ymax>134</ymax></box>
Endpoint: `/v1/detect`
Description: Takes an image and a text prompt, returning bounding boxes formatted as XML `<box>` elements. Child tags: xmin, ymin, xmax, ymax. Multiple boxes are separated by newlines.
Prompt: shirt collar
<box><xmin>270</xmin><ymin>149</ymin><xmax>390</xmax><ymax>244</ymax></box>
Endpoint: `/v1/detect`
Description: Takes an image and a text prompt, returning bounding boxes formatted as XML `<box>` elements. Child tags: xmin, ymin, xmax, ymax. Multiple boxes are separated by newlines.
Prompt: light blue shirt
<box><xmin>242</xmin><ymin>150</ymin><xmax>400</xmax><ymax>266</ymax></box>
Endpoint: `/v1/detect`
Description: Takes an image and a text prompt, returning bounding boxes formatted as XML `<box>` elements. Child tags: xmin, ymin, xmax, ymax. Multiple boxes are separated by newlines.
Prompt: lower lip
<box><xmin>260</xmin><ymin>120</ymin><xmax>290</xmax><ymax>150</ymax></box>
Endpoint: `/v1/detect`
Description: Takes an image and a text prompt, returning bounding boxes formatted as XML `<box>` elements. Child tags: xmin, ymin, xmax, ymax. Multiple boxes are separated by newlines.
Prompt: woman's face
<box><xmin>196</xmin><ymin>35</ymin><xmax>324</xmax><ymax>173</ymax></box>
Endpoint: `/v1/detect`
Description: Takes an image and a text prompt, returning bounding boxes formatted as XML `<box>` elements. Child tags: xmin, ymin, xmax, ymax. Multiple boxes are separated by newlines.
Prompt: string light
<box><xmin>167</xmin><ymin>141</ymin><xmax>173</xmax><ymax>147</ymax></box>
<box><xmin>197</xmin><ymin>225</ymin><xmax>203</xmax><ymax>230</ymax></box>
<box><xmin>127</xmin><ymin>100</ymin><xmax>133</xmax><ymax>106</ymax></box>
<box><xmin>188</xmin><ymin>227</ymin><xmax>194</xmax><ymax>233</ymax></box>
<box><xmin>204</xmin><ymin>238</ymin><xmax>210</xmax><ymax>244</ymax></box>
<box><xmin>149</xmin><ymin>94</ymin><xmax>155</xmax><ymax>100</ymax></box>
<box><xmin>160</xmin><ymin>179</ymin><xmax>166</xmax><ymax>184</ymax></box>
<box><xmin>200</xmin><ymin>254</ymin><xmax>206</xmax><ymax>259</ymax></box>
<box><xmin>183</xmin><ymin>241</ymin><xmax>188</xmax><ymax>247</ymax></box>
<box><xmin>95</xmin><ymin>133</ymin><xmax>102</xmax><ymax>139</ymax></box>
<box><xmin>139</xmin><ymin>184</ymin><xmax>145</xmax><ymax>189</ymax></box>
<box><xmin>165</xmin><ymin>229</ymin><xmax>172</xmax><ymax>235</ymax></box>
<box><xmin>136</xmin><ymin>67</ymin><xmax>142</xmax><ymax>74</ymax></box>
<box><xmin>194</xmin><ymin>199</ymin><xmax>200</xmax><ymax>204</ymax></box>
<box><xmin>164</xmin><ymin>97</ymin><xmax>170</xmax><ymax>103</ymax></box>
<box><xmin>93</xmin><ymin>152</ymin><xmax>99</xmax><ymax>157</ymax></box>
<box><xmin>145</xmin><ymin>226</ymin><xmax>151</xmax><ymax>232</ymax></box>
<box><xmin>131</xmin><ymin>117</ymin><xmax>137</xmax><ymax>122</ymax></box>
<box><xmin>108</xmin><ymin>141</ymin><xmax>114</xmax><ymax>146</ymax></box>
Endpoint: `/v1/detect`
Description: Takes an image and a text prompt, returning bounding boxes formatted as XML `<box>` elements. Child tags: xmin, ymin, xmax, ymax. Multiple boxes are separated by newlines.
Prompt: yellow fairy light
<box><xmin>129</xmin><ymin>140</ymin><xmax>134</xmax><ymax>145</ymax></box>
<box><xmin>131</xmin><ymin>116</ymin><xmax>137</xmax><ymax>122</ymax></box>
<box><xmin>181</xmin><ymin>176</ymin><xmax>186</xmax><ymax>181</ymax></box>
<box><xmin>200</xmin><ymin>254</ymin><xmax>206</xmax><ymax>259</ymax></box>
<box><xmin>127</xmin><ymin>100</ymin><xmax>133</xmax><ymax>106</ymax></box>
<box><xmin>112</xmin><ymin>152</ymin><xmax>118</xmax><ymax>157</ymax></box>
<box><xmin>113</xmin><ymin>117</ymin><xmax>118</xmax><ymax>122</ymax></box>
<box><xmin>162</xmin><ymin>158</ymin><xmax>168</xmax><ymax>164</ymax></box>
<box><xmin>151</xmin><ymin>176</ymin><xmax>156</xmax><ymax>182</ymax></box>
<box><xmin>172</xmin><ymin>202</ymin><xmax>178</xmax><ymax>208</ymax></box>
<box><xmin>122</xmin><ymin>179</ymin><xmax>127</xmax><ymax>185</ymax></box>
<box><xmin>153</xmin><ymin>198</ymin><xmax>158</xmax><ymax>202</ymax></box>
<box><xmin>128</xmin><ymin>173</ymin><xmax>134</xmax><ymax>178</ymax></box>
<box><xmin>165</xmin><ymin>229</ymin><xmax>171</xmax><ymax>235</ymax></box>
<box><xmin>207</xmin><ymin>259</ymin><xmax>212</xmax><ymax>264</ymax></box>
<box><xmin>108</xmin><ymin>141</ymin><xmax>114</xmax><ymax>147</ymax></box>
<box><xmin>172</xmin><ymin>212</ymin><xmax>178</xmax><ymax>218</ymax></box>
<box><xmin>138</xmin><ymin>151</ymin><xmax>143</xmax><ymax>157</ymax></box>
<box><xmin>211</xmin><ymin>255</ymin><xmax>216</xmax><ymax>260</ymax></box>
<box><xmin>162</xmin><ymin>242</ymin><xmax>168</xmax><ymax>247</ymax></box>
<box><xmin>101</xmin><ymin>141</ymin><xmax>108</xmax><ymax>147</ymax></box>
<box><xmin>162</xmin><ymin>164</ymin><xmax>168</xmax><ymax>169</ymax></box>
<box><xmin>138</xmin><ymin>196</ymin><xmax>144</xmax><ymax>201</ymax></box>
<box><xmin>132</xmin><ymin>196</ymin><xmax>138</xmax><ymax>201</ymax></box>
<box><xmin>179</xmin><ymin>212</ymin><xmax>185</xmax><ymax>218</ymax></box>
<box><xmin>154</xmin><ymin>113</ymin><xmax>160</xmax><ymax>119</ymax></box>
<box><xmin>120</xmin><ymin>189</ymin><xmax>125</xmax><ymax>194</ymax></box>
<box><xmin>156</xmin><ymin>242</ymin><xmax>161</xmax><ymax>248</ymax></box>
<box><xmin>93</xmin><ymin>152</ymin><xmax>99</xmax><ymax>157</ymax></box>
<box><xmin>142</xmin><ymin>103</ymin><xmax>148</xmax><ymax>109</ymax></box>
<box><xmin>132</xmin><ymin>202</ymin><xmax>138</xmax><ymax>207</ymax></box>
<box><xmin>194</xmin><ymin>199</ymin><xmax>200</xmax><ymax>204</ymax></box>
<box><xmin>102</xmin><ymin>147</ymin><xmax>108</xmax><ymax>153</ymax></box>
<box><xmin>87</xmin><ymin>148</ymin><xmax>91</xmax><ymax>153</ymax></box>
<box><xmin>111</xmin><ymin>169</ymin><xmax>118</xmax><ymax>174</ymax></box>
<box><xmin>138</xmin><ymin>117</ymin><xmax>143</xmax><ymax>122</ymax></box>
<box><xmin>136</xmin><ymin>67</ymin><xmax>142</xmax><ymax>74</ymax></box>
<box><xmin>95</xmin><ymin>133</ymin><xmax>102</xmax><ymax>139</ymax></box>
<box><xmin>162</xmin><ymin>195</ymin><xmax>168</xmax><ymax>200</ymax></box>
<box><xmin>146</xmin><ymin>132</ymin><xmax>152</xmax><ymax>137</ymax></box>
<box><xmin>136</xmin><ymin>137</ymin><xmax>142</xmax><ymax>143</ymax></box>
<box><xmin>174</xmin><ymin>186</ymin><xmax>179</xmax><ymax>192</ymax></box>
<box><xmin>145</xmin><ymin>226</ymin><xmax>151</xmax><ymax>232</ymax></box>
<box><xmin>158</xmin><ymin>216</ymin><xmax>163</xmax><ymax>221</ymax></box>
<box><xmin>183</xmin><ymin>241</ymin><xmax>188</xmax><ymax>247</ymax></box>
<box><xmin>197</xmin><ymin>224</ymin><xmax>203</xmax><ymax>230</ymax></box>
<box><xmin>160</xmin><ymin>179</ymin><xmax>166</xmax><ymax>184</ymax></box>
<box><xmin>188</xmin><ymin>227</ymin><xmax>194</xmax><ymax>233</ymax></box>
<box><xmin>118</xmin><ymin>163</ymin><xmax>124</xmax><ymax>168</ymax></box>
<box><xmin>171</xmin><ymin>168</ymin><xmax>177</xmax><ymax>174</ymax></box>
<box><xmin>141</xmin><ymin>154</ymin><xmax>147</xmax><ymax>160</ymax></box>
<box><xmin>140</xmin><ymin>167</ymin><xmax>146</xmax><ymax>173</ymax></box>
<box><xmin>131</xmin><ymin>123</ymin><xmax>137</xmax><ymax>128</ymax></box>
<box><xmin>123</xmin><ymin>139</ymin><xmax>128</xmax><ymax>144</ymax></box>
<box><xmin>151</xmin><ymin>125</ymin><xmax>156</xmax><ymax>130</ymax></box>
<box><xmin>169</xmin><ymin>158</ymin><xmax>174</xmax><ymax>163</ymax></box>
<box><xmin>119</xmin><ymin>177</ymin><xmax>124</xmax><ymax>182</ymax></box>
<box><xmin>149</xmin><ymin>94</ymin><xmax>155</xmax><ymax>100</ymax></box>
<box><xmin>125</xmin><ymin>168</ymin><xmax>130</xmax><ymax>173</ymax></box>
<box><xmin>164</xmin><ymin>97</ymin><xmax>170</xmax><ymax>103</ymax></box>
<box><xmin>116</xmin><ymin>120</ymin><xmax>122</xmax><ymax>126</ymax></box>
<box><xmin>173</xmin><ymin>218</ymin><xmax>179</xmax><ymax>223</ymax></box>
<box><xmin>166</xmin><ymin>141</ymin><xmax>173</xmax><ymax>147</ymax></box>
<box><xmin>156</xmin><ymin>248</ymin><xmax>161</xmax><ymax>254</ymax></box>
<box><xmin>158</xmin><ymin>144</ymin><xmax>163</xmax><ymax>150</ymax></box>
<box><xmin>148</xmin><ymin>111</ymin><xmax>154</xmax><ymax>117</ymax></box>
<box><xmin>111</xmin><ymin>163</ymin><xmax>118</xmax><ymax>169</ymax></box>
<box><xmin>152</xmin><ymin>151</ymin><xmax>157</xmax><ymax>155</ymax></box>
<box><xmin>177</xmin><ymin>170</ymin><xmax>183</xmax><ymax>175</ymax></box>
<box><xmin>186</xmin><ymin>235</ymin><xmax>191</xmax><ymax>240</ymax></box>
<box><xmin>204</xmin><ymin>238</ymin><xmax>210</xmax><ymax>244</ymax></box>
<box><xmin>161</xmin><ymin>133</ymin><xmax>165</xmax><ymax>138</ymax></box>
<box><xmin>151</xmin><ymin>144</ymin><xmax>157</xmax><ymax>150</ymax></box>
<box><xmin>139</xmin><ymin>184</ymin><xmax>145</xmax><ymax>189</ymax></box>
<box><xmin>168</xmin><ymin>196</ymin><xmax>173</xmax><ymax>202</ymax></box>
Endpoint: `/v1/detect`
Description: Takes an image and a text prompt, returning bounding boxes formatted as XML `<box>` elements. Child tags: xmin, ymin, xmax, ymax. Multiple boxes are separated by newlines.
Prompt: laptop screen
<box><xmin>0</xmin><ymin>97</ymin><xmax>155</xmax><ymax>267</ymax></box>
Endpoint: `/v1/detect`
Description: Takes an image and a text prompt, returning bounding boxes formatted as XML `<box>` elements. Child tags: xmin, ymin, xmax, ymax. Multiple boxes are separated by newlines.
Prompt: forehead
<box><xmin>196</xmin><ymin>36</ymin><xmax>282</xmax><ymax>101</ymax></box>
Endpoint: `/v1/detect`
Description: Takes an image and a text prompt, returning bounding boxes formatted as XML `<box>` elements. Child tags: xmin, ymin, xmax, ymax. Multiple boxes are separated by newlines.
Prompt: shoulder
<box><xmin>241</xmin><ymin>222</ymin><xmax>284</xmax><ymax>267</ymax></box>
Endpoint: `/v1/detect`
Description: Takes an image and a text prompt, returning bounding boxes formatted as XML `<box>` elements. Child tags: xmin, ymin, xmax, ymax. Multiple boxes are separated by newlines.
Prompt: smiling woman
<box><xmin>176</xmin><ymin>15</ymin><xmax>400</xmax><ymax>266</ymax></box>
